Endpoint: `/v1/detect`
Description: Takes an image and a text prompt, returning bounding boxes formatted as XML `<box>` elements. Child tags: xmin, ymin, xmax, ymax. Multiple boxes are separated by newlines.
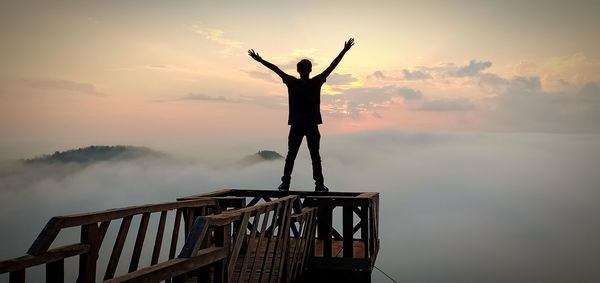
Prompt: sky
<box><xmin>1</xmin><ymin>1</ymin><xmax>600</xmax><ymax>281</ymax></box>
<box><xmin>1</xmin><ymin>0</ymin><xmax>600</xmax><ymax>158</ymax></box>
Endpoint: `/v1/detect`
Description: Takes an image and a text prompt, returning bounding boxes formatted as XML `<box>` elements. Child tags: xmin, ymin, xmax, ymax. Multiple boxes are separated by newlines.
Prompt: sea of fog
<box><xmin>1</xmin><ymin>131</ymin><xmax>600</xmax><ymax>282</ymax></box>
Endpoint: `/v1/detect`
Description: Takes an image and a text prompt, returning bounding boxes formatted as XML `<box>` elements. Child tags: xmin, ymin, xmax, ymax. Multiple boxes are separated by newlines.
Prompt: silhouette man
<box><xmin>249</xmin><ymin>38</ymin><xmax>355</xmax><ymax>192</ymax></box>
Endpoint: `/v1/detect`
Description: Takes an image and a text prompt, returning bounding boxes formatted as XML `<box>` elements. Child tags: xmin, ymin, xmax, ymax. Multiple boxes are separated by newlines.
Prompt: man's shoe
<box><xmin>278</xmin><ymin>182</ymin><xmax>290</xmax><ymax>191</ymax></box>
<box><xmin>315</xmin><ymin>184</ymin><xmax>329</xmax><ymax>193</ymax></box>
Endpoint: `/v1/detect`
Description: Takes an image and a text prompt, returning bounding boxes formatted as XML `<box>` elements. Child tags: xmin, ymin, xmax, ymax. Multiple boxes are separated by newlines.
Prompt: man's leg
<box><xmin>281</xmin><ymin>125</ymin><xmax>303</xmax><ymax>186</ymax></box>
<box><xmin>306</xmin><ymin>125</ymin><xmax>324</xmax><ymax>186</ymax></box>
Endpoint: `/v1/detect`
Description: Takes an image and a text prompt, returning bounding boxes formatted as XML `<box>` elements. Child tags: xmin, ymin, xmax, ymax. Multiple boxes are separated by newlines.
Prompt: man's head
<box><xmin>297</xmin><ymin>59</ymin><xmax>312</xmax><ymax>76</ymax></box>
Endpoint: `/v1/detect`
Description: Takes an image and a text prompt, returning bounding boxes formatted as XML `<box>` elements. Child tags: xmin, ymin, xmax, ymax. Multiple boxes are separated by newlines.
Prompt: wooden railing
<box><xmin>0</xmin><ymin>198</ymin><xmax>237</xmax><ymax>282</ymax></box>
<box><xmin>304</xmin><ymin>192</ymin><xmax>379</xmax><ymax>270</ymax></box>
<box><xmin>286</xmin><ymin>206</ymin><xmax>318</xmax><ymax>282</ymax></box>
<box><xmin>104</xmin><ymin>195</ymin><xmax>316</xmax><ymax>283</ymax></box>
<box><xmin>180</xmin><ymin>189</ymin><xmax>380</xmax><ymax>273</ymax></box>
<box><xmin>1</xmin><ymin>188</ymin><xmax>376</xmax><ymax>282</ymax></box>
<box><xmin>180</xmin><ymin>195</ymin><xmax>296</xmax><ymax>283</ymax></box>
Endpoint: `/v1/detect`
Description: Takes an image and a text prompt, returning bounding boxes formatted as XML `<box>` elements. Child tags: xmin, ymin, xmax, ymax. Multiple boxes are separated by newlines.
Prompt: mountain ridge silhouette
<box><xmin>24</xmin><ymin>145</ymin><xmax>164</xmax><ymax>165</ymax></box>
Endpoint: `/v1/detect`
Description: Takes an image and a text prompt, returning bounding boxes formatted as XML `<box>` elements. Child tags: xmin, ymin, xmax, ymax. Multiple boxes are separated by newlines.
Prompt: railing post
<box><xmin>317</xmin><ymin>200</ymin><xmax>333</xmax><ymax>258</ymax></box>
<box><xmin>360</xmin><ymin>203</ymin><xmax>369</xmax><ymax>259</ymax></box>
<box><xmin>46</xmin><ymin>259</ymin><xmax>65</xmax><ymax>282</ymax></box>
<box><xmin>9</xmin><ymin>270</ymin><xmax>25</xmax><ymax>283</ymax></box>
<box><xmin>213</xmin><ymin>224</ymin><xmax>230</xmax><ymax>283</ymax></box>
<box><xmin>194</xmin><ymin>265</ymin><xmax>211</xmax><ymax>283</ymax></box>
<box><xmin>77</xmin><ymin>224</ymin><xmax>99</xmax><ymax>283</ymax></box>
<box><xmin>343</xmin><ymin>205</ymin><xmax>354</xmax><ymax>258</ymax></box>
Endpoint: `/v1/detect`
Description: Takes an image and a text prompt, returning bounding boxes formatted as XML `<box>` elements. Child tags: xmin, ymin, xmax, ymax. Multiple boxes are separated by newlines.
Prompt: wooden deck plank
<box><xmin>224</xmin><ymin>237</ymin><xmax>366</xmax><ymax>282</ymax></box>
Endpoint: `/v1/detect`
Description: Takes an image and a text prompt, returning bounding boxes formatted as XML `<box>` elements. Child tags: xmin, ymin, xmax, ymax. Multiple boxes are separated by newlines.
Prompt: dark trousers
<box><xmin>281</xmin><ymin>124</ymin><xmax>324</xmax><ymax>185</ymax></box>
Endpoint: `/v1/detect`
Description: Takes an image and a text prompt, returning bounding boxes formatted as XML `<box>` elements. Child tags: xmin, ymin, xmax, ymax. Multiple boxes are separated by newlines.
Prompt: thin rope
<box><xmin>374</xmin><ymin>265</ymin><xmax>399</xmax><ymax>283</ymax></box>
<box><xmin>333</xmin><ymin>246</ymin><xmax>399</xmax><ymax>283</ymax></box>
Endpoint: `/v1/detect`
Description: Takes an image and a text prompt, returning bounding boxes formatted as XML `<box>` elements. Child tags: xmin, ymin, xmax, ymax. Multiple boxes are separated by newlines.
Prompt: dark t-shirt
<box><xmin>282</xmin><ymin>74</ymin><xmax>326</xmax><ymax>125</ymax></box>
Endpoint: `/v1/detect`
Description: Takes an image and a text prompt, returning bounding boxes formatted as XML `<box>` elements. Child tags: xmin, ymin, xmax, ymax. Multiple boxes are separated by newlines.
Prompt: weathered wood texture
<box><xmin>1</xmin><ymin>189</ymin><xmax>378</xmax><ymax>283</ymax></box>
<box><xmin>0</xmin><ymin>198</ymin><xmax>221</xmax><ymax>282</ymax></box>
<box><xmin>182</xmin><ymin>189</ymin><xmax>380</xmax><ymax>271</ymax></box>
<box><xmin>178</xmin><ymin>195</ymin><xmax>297</xmax><ymax>283</ymax></box>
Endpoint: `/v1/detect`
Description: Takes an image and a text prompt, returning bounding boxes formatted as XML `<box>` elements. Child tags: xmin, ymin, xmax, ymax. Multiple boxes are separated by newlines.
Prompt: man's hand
<box><xmin>248</xmin><ymin>49</ymin><xmax>262</xmax><ymax>61</ymax></box>
<box><xmin>343</xmin><ymin>38</ymin><xmax>355</xmax><ymax>52</ymax></box>
<box><xmin>248</xmin><ymin>49</ymin><xmax>290</xmax><ymax>79</ymax></box>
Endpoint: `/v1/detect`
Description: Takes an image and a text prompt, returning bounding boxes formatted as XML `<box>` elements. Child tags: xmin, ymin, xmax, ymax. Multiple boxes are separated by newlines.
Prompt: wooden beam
<box><xmin>237</xmin><ymin>208</ymin><xmax>262</xmax><ymax>283</ymax></box>
<box><xmin>104</xmin><ymin>216</ymin><xmax>133</xmax><ymax>280</ymax></box>
<box><xmin>27</xmin><ymin>199</ymin><xmax>218</xmax><ymax>256</ymax></box>
<box><xmin>46</xmin><ymin>258</ymin><xmax>64</xmax><ymax>282</ymax></box>
<box><xmin>105</xmin><ymin>247</ymin><xmax>226</xmax><ymax>283</ymax></box>
<box><xmin>227</xmin><ymin>212</ymin><xmax>251</xmax><ymax>279</ymax></box>
<box><xmin>27</xmin><ymin>218</ymin><xmax>64</xmax><ymax>255</ymax></box>
<box><xmin>176</xmin><ymin>188</ymin><xmax>235</xmax><ymax>200</ymax></box>
<box><xmin>9</xmin><ymin>270</ymin><xmax>25</xmax><ymax>283</ymax></box>
<box><xmin>343</xmin><ymin>205</ymin><xmax>354</xmax><ymax>258</ymax></box>
<box><xmin>78</xmin><ymin>223</ymin><xmax>100</xmax><ymax>283</ymax></box>
<box><xmin>151</xmin><ymin>210</ymin><xmax>168</xmax><ymax>265</ymax></box>
<box><xmin>0</xmin><ymin>244</ymin><xmax>89</xmax><ymax>273</ymax></box>
<box><xmin>168</xmin><ymin>209</ymin><xmax>182</xmax><ymax>260</ymax></box>
<box><xmin>178</xmin><ymin>217</ymin><xmax>209</xmax><ymax>258</ymax></box>
<box><xmin>128</xmin><ymin>212</ymin><xmax>150</xmax><ymax>272</ymax></box>
<box><xmin>247</xmin><ymin>205</ymin><xmax>272</xmax><ymax>283</ymax></box>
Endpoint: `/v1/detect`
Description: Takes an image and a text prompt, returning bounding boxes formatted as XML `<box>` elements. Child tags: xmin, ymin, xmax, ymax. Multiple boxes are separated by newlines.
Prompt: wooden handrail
<box><xmin>178</xmin><ymin>188</ymin><xmax>366</xmax><ymax>201</ymax></box>
<box><xmin>105</xmin><ymin>247</ymin><xmax>227</xmax><ymax>283</ymax></box>
<box><xmin>0</xmin><ymin>244</ymin><xmax>90</xmax><ymax>273</ymax></box>
<box><xmin>1</xmin><ymin>189</ymin><xmax>379</xmax><ymax>282</ymax></box>
<box><xmin>2</xmin><ymin>197</ymin><xmax>224</xmax><ymax>283</ymax></box>
<box><xmin>28</xmin><ymin>198</ymin><xmax>220</xmax><ymax>255</ymax></box>
<box><xmin>288</xmin><ymin>207</ymin><xmax>318</xmax><ymax>282</ymax></box>
<box><xmin>179</xmin><ymin>195</ymin><xmax>297</xmax><ymax>258</ymax></box>
<box><xmin>177</xmin><ymin>195</ymin><xmax>299</xmax><ymax>283</ymax></box>
<box><xmin>179</xmin><ymin>189</ymin><xmax>380</xmax><ymax>265</ymax></box>
<box><xmin>190</xmin><ymin>195</ymin><xmax>298</xmax><ymax>226</ymax></box>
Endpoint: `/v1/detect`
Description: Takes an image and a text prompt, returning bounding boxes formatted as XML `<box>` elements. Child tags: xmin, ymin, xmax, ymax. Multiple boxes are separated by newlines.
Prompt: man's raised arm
<box><xmin>248</xmin><ymin>49</ymin><xmax>290</xmax><ymax>80</ymax></box>
<box><xmin>319</xmin><ymin>38</ymin><xmax>354</xmax><ymax>79</ymax></box>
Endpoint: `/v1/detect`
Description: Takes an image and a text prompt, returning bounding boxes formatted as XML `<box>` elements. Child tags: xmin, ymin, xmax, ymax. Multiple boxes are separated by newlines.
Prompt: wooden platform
<box><xmin>1</xmin><ymin>189</ymin><xmax>380</xmax><ymax>283</ymax></box>
<box><xmin>313</xmin><ymin>239</ymin><xmax>365</xmax><ymax>258</ymax></box>
<box><xmin>191</xmin><ymin>238</ymin><xmax>367</xmax><ymax>282</ymax></box>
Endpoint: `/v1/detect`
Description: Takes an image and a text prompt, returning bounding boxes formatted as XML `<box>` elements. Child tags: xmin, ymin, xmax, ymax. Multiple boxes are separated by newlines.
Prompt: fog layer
<box><xmin>1</xmin><ymin>131</ymin><xmax>599</xmax><ymax>282</ymax></box>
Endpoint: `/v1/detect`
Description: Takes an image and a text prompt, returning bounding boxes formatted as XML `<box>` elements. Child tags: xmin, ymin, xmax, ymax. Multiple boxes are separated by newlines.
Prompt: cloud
<box><xmin>329</xmin><ymin>85</ymin><xmax>422</xmax><ymax>104</ymax></box>
<box><xmin>580</xmin><ymin>81</ymin><xmax>600</xmax><ymax>100</ymax></box>
<box><xmin>322</xmin><ymin>85</ymin><xmax>423</xmax><ymax>118</ymax></box>
<box><xmin>472</xmin><ymin>68</ymin><xmax>600</xmax><ymax>133</ymax></box>
<box><xmin>326</xmin><ymin>73</ymin><xmax>358</xmax><ymax>86</ymax></box>
<box><xmin>171</xmin><ymin>92</ymin><xmax>286</xmax><ymax>110</ymax></box>
<box><xmin>449</xmin><ymin>60</ymin><xmax>492</xmax><ymax>77</ymax></box>
<box><xmin>415</xmin><ymin>99</ymin><xmax>475</xmax><ymax>112</ymax></box>
<box><xmin>545</xmin><ymin>52</ymin><xmax>588</xmax><ymax>72</ymax></box>
<box><xmin>504</xmin><ymin>76</ymin><xmax>542</xmax><ymax>96</ymax></box>
<box><xmin>240</xmin><ymin>95</ymin><xmax>287</xmax><ymax>109</ymax></box>
<box><xmin>402</xmin><ymin>69</ymin><xmax>433</xmax><ymax>80</ymax></box>
<box><xmin>397</xmin><ymin>87</ymin><xmax>424</xmax><ymax>100</ymax></box>
<box><xmin>371</xmin><ymin>71</ymin><xmax>387</xmax><ymax>79</ymax></box>
<box><xmin>361</xmin><ymin>58</ymin><xmax>600</xmax><ymax>132</ymax></box>
<box><xmin>477</xmin><ymin>72</ymin><xmax>510</xmax><ymax>92</ymax></box>
<box><xmin>188</xmin><ymin>25</ymin><xmax>242</xmax><ymax>53</ymax></box>
<box><xmin>483</xmin><ymin>76</ymin><xmax>600</xmax><ymax>133</ymax></box>
<box><xmin>22</xmin><ymin>79</ymin><xmax>102</xmax><ymax>96</ymax></box>
<box><xmin>179</xmin><ymin>93</ymin><xmax>231</xmax><ymax>102</ymax></box>
<box><xmin>2</xmin><ymin>132</ymin><xmax>600</xmax><ymax>282</ymax></box>
<box><xmin>370</xmin><ymin>70</ymin><xmax>401</xmax><ymax>81</ymax></box>
<box><xmin>371</xmin><ymin>60</ymin><xmax>487</xmax><ymax>81</ymax></box>
<box><xmin>370</xmin><ymin>69</ymin><xmax>432</xmax><ymax>81</ymax></box>
<box><xmin>243</xmin><ymin>70</ymin><xmax>279</xmax><ymax>83</ymax></box>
